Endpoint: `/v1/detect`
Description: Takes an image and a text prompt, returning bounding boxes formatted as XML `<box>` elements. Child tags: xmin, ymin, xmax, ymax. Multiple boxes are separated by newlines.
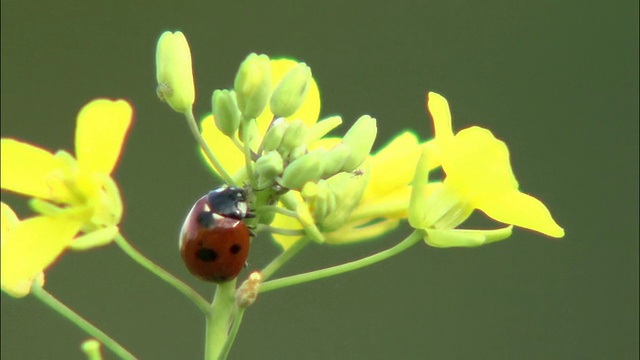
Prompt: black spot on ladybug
<box><xmin>229</xmin><ymin>244</ymin><xmax>242</xmax><ymax>254</ymax></box>
<box><xmin>196</xmin><ymin>211</ymin><xmax>214</xmax><ymax>228</ymax></box>
<box><xmin>196</xmin><ymin>248</ymin><xmax>218</xmax><ymax>262</ymax></box>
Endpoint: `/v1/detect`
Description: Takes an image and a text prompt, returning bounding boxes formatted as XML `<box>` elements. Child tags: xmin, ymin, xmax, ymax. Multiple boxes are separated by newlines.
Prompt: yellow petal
<box><xmin>75</xmin><ymin>99</ymin><xmax>133</xmax><ymax>174</ymax></box>
<box><xmin>255</xmin><ymin>59</ymin><xmax>320</xmax><ymax>139</ymax></box>
<box><xmin>475</xmin><ymin>190</ymin><xmax>565</xmax><ymax>238</ymax></box>
<box><xmin>200</xmin><ymin>115</ymin><xmax>246</xmax><ymax>177</ymax></box>
<box><xmin>1</xmin><ymin>139</ymin><xmax>60</xmax><ymax>199</ymax></box>
<box><xmin>443</xmin><ymin>127</ymin><xmax>518</xmax><ymax>195</ymax></box>
<box><xmin>426</xmin><ymin>92</ymin><xmax>454</xmax><ymax>144</ymax></box>
<box><xmin>270</xmin><ymin>207</ymin><xmax>304</xmax><ymax>250</ymax></box>
<box><xmin>1</xmin><ymin>202</ymin><xmax>20</xmax><ymax>236</ymax></box>
<box><xmin>362</xmin><ymin>131</ymin><xmax>423</xmax><ymax>202</ymax></box>
<box><xmin>325</xmin><ymin>218</ymin><xmax>400</xmax><ymax>244</ymax></box>
<box><xmin>1</xmin><ymin>215</ymin><xmax>82</xmax><ymax>297</ymax></box>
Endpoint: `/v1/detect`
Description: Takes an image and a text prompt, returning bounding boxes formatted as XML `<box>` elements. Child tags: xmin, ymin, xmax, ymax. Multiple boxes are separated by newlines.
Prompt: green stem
<box><xmin>113</xmin><ymin>233</ymin><xmax>210</xmax><ymax>314</ymax></box>
<box><xmin>255</xmin><ymin>224</ymin><xmax>305</xmax><ymax>236</ymax></box>
<box><xmin>184</xmin><ymin>109</ymin><xmax>236</xmax><ymax>186</ymax></box>
<box><xmin>218</xmin><ymin>308</ymin><xmax>245</xmax><ymax>360</ymax></box>
<box><xmin>205</xmin><ymin>281</ymin><xmax>237</xmax><ymax>360</ymax></box>
<box><xmin>255</xmin><ymin>205</ymin><xmax>298</xmax><ymax>218</ymax></box>
<box><xmin>31</xmin><ymin>285</ymin><xmax>136</xmax><ymax>360</ymax></box>
<box><xmin>261</xmin><ymin>237</ymin><xmax>310</xmax><ymax>280</ymax></box>
<box><xmin>241</xmin><ymin>118</ymin><xmax>258</xmax><ymax>190</ymax></box>
<box><xmin>260</xmin><ymin>230</ymin><xmax>423</xmax><ymax>293</ymax></box>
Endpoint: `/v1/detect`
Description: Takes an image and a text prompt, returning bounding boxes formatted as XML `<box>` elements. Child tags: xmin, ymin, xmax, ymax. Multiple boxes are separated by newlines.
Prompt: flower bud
<box><xmin>234</xmin><ymin>53</ymin><xmax>271</xmax><ymax>119</ymax></box>
<box><xmin>279</xmin><ymin>149</ymin><xmax>325</xmax><ymax>190</ymax></box>
<box><xmin>212</xmin><ymin>90</ymin><xmax>241</xmax><ymax>136</ymax></box>
<box><xmin>305</xmin><ymin>116</ymin><xmax>343</xmax><ymax>144</ymax></box>
<box><xmin>270</xmin><ymin>62</ymin><xmax>311</xmax><ymax>117</ymax></box>
<box><xmin>279</xmin><ymin>120</ymin><xmax>307</xmax><ymax>153</ymax></box>
<box><xmin>287</xmin><ymin>145</ymin><xmax>307</xmax><ymax>162</ymax></box>
<box><xmin>256</xmin><ymin>151</ymin><xmax>284</xmax><ymax>184</ymax></box>
<box><xmin>262</xmin><ymin>118</ymin><xmax>288</xmax><ymax>151</ymax></box>
<box><xmin>341</xmin><ymin>115</ymin><xmax>377</xmax><ymax>172</ymax></box>
<box><xmin>155</xmin><ymin>31</ymin><xmax>195</xmax><ymax>113</ymax></box>
<box><xmin>319</xmin><ymin>164</ymin><xmax>369</xmax><ymax>232</ymax></box>
<box><xmin>320</xmin><ymin>143</ymin><xmax>351</xmax><ymax>178</ymax></box>
<box><xmin>303</xmin><ymin>180</ymin><xmax>338</xmax><ymax>223</ymax></box>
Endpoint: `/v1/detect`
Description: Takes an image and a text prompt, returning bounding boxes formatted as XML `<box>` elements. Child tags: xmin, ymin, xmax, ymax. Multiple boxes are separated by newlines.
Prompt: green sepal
<box><xmin>423</xmin><ymin>226</ymin><xmax>513</xmax><ymax>248</ymax></box>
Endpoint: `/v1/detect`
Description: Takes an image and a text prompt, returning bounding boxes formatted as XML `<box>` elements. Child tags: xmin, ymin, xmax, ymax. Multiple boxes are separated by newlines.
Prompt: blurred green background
<box><xmin>1</xmin><ymin>1</ymin><xmax>638</xmax><ymax>359</ymax></box>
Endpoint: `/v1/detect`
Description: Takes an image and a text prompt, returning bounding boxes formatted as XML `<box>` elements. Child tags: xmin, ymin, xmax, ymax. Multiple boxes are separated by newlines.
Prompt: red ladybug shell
<box><xmin>180</xmin><ymin>195</ymin><xmax>250</xmax><ymax>283</ymax></box>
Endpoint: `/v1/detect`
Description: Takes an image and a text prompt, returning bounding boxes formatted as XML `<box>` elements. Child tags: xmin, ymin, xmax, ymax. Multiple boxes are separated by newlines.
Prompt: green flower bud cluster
<box><xmin>208</xmin><ymin>53</ymin><xmax>378</xmax><ymax>232</ymax></box>
<box><xmin>254</xmin><ymin>115</ymin><xmax>377</xmax><ymax>193</ymax></box>
<box><xmin>300</xmin><ymin>169</ymin><xmax>369</xmax><ymax>232</ymax></box>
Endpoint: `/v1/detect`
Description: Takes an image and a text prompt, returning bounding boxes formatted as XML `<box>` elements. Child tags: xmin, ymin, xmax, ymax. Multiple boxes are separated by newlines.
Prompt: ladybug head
<box><xmin>206</xmin><ymin>186</ymin><xmax>249</xmax><ymax>220</ymax></box>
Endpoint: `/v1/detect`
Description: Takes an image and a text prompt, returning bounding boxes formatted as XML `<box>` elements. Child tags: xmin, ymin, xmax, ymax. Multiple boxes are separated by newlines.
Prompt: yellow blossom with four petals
<box><xmin>1</xmin><ymin>99</ymin><xmax>133</xmax><ymax>296</ymax></box>
<box><xmin>409</xmin><ymin>92</ymin><xmax>564</xmax><ymax>247</ymax></box>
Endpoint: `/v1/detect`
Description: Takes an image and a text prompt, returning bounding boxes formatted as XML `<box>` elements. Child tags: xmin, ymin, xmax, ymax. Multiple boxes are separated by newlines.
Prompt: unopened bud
<box><xmin>234</xmin><ymin>53</ymin><xmax>271</xmax><ymax>119</ymax></box>
<box><xmin>256</xmin><ymin>151</ymin><xmax>284</xmax><ymax>182</ymax></box>
<box><xmin>320</xmin><ymin>143</ymin><xmax>351</xmax><ymax>178</ymax></box>
<box><xmin>341</xmin><ymin>115</ymin><xmax>377</xmax><ymax>172</ymax></box>
<box><xmin>212</xmin><ymin>90</ymin><xmax>241</xmax><ymax>136</ymax></box>
<box><xmin>279</xmin><ymin>120</ymin><xmax>307</xmax><ymax>153</ymax></box>
<box><xmin>155</xmin><ymin>31</ymin><xmax>195</xmax><ymax>113</ymax></box>
<box><xmin>262</xmin><ymin>118</ymin><xmax>289</xmax><ymax>151</ymax></box>
<box><xmin>270</xmin><ymin>62</ymin><xmax>311</xmax><ymax>117</ymax></box>
<box><xmin>279</xmin><ymin>149</ymin><xmax>325</xmax><ymax>190</ymax></box>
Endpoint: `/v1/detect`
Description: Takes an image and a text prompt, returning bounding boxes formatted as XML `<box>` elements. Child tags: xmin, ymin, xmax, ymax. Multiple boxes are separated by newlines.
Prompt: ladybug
<box><xmin>180</xmin><ymin>186</ymin><xmax>252</xmax><ymax>283</ymax></box>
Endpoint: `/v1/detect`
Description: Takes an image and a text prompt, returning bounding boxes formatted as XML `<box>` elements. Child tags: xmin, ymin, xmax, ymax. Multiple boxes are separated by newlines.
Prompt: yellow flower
<box><xmin>200</xmin><ymin>58</ymin><xmax>320</xmax><ymax>181</ymax></box>
<box><xmin>409</xmin><ymin>92</ymin><xmax>564</xmax><ymax>247</ymax></box>
<box><xmin>1</xmin><ymin>99</ymin><xmax>133</xmax><ymax>296</ymax></box>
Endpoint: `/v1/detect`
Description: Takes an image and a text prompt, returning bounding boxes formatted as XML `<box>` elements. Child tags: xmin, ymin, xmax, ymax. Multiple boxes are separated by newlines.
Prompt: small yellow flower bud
<box><xmin>279</xmin><ymin>149</ymin><xmax>325</xmax><ymax>190</ymax></box>
<box><xmin>234</xmin><ymin>53</ymin><xmax>271</xmax><ymax>119</ymax></box>
<box><xmin>262</xmin><ymin>118</ymin><xmax>289</xmax><ymax>151</ymax></box>
<box><xmin>341</xmin><ymin>115</ymin><xmax>377</xmax><ymax>172</ymax></box>
<box><xmin>212</xmin><ymin>90</ymin><xmax>241</xmax><ymax>136</ymax></box>
<box><xmin>270</xmin><ymin>62</ymin><xmax>312</xmax><ymax>117</ymax></box>
<box><xmin>320</xmin><ymin>143</ymin><xmax>351</xmax><ymax>178</ymax></box>
<box><xmin>279</xmin><ymin>120</ymin><xmax>307</xmax><ymax>154</ymax></box>
<box><xmin>155</xmin><ymin>31</ymin><xmax>195</xmax><ymax>113</ymax></box>
<box><xmin>301</xmin><ymin>181</ymin><xmax>335</xmax><ymax>221</ymax></box>
<box><xmin>319</xmin><ymin>168</ymin><xmax>369</xmax><ymax>232</ymax></box>
<box><xmin>256</xmin><ymin>151</ymin><xmax>284</xmax><ymax>183</ymax></box>
<box><xmin>288</xmin><ymin>145</ymin><xmax>307</xmax><ymax>162</ymax></box>
<box><xmin>80</xmin><ymin>339</ymin><xmax>102</xmax><ymax>360</ymax></box>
